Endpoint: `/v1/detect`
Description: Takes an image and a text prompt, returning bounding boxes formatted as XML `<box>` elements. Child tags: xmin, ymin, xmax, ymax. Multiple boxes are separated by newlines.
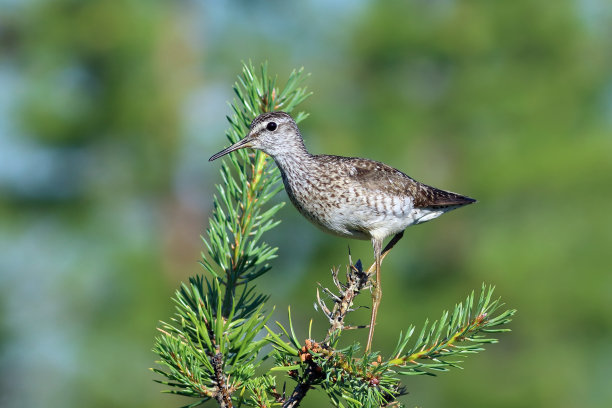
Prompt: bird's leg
<box><xmin>365</xmin><ymin>232</ymin><xmax>404</xmax><ymax>353</ymax></box>
<box><xmin>382</xmin><ymin>231</ymin><xmax>404</xmax><ymax>258</ymax></box>
<box><xmin>366</xmin><ymin>231</ymin><xmax>404</xmax><ymax>275</ymax></box>
<box><xmin>366</xmin><ymin>238</ymin><xmax>383</xmax><ymax>353</ymax></box>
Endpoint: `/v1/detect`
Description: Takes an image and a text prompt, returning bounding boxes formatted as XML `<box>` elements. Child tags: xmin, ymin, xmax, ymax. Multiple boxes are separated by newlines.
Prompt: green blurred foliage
<box><xmin>1</xmin><ymin>0</ymin><xmax>611</xmax><ymax>407</ymax></box>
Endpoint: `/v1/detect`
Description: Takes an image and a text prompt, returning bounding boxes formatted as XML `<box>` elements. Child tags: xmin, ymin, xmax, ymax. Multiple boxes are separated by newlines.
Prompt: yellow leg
<box><xmin>366</xmin><ymin>238</ymin><xmax>382</xmax><ymax>353</ymax></box>
<box><xmin>365</xmin><ymin>232</ymin><xmax>404</xmax><ymax>353</ymax></box>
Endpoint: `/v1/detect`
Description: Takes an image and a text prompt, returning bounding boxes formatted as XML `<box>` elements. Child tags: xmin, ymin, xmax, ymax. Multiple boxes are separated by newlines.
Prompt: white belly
<box><xmin>281</xmin><ymin>169</ymin><xmax>454</xmax><ymax>242</ymax></box>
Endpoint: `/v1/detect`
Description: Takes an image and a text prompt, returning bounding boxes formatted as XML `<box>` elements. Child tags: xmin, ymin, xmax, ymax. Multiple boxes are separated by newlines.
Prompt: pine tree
<box><xmin>152</xmin><ymin>62</ymin><xmax>515</xmax><ymax>408</ymax></box>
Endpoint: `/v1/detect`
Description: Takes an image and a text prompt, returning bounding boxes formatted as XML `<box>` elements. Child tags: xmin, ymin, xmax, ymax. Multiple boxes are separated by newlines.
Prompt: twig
<box><xmin>282</xmin><ymin>339</ymin><xmax>325</xmax><ymax>408</ymax></box>
<box><xmin>212</xmin><ymin>352</ymin><xmax>234</xmax><ymax>408</ymax></box>
<box><xmin>318</xmin><ymin>254</ymin><xmax>370</xmax><ymax>343</ymax></box>
<box><xmin>282</xmin><ymin>368</ymin><xmax>314</xmax><ymax>408</ymax></box>
<box><xmin>318</xmin><ymin>232</ymin><xmax>404</xmax><ymax>343</ymax></box>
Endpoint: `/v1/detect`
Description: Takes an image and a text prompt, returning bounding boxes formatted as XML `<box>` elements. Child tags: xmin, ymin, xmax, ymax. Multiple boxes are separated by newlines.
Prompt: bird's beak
<box><xmin>208</xmin><ymin>136</ymin><xmax>253</xmax><ymax>161</ymax></box>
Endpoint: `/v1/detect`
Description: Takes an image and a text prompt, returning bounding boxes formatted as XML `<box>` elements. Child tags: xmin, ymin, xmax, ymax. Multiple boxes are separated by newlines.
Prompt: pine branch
<box><xmin>152</xmin><ymin>62</ymin><xmax>311</xmax><ymax>407</ymax></box>
<box><xmin>317</xmin><ymin>252</ymin><xmax>370</xmax><ymax>343</ymax></box>
<box><xmin>388</xmin><ymin>284</ymin><xmax>516</xmax><ymax>376</ymax></box>
<box><xmin>244</xmin><ymin>376</ymin><xmax>284</xmax><ymax>407</ymax></box>
<box><xmin>153</xmin><ymin>63</ymin><xmax>515</xmax><ymax>408</ymax></box>
<box><xmin>211</xmin><ymin>353</ymin><xmax>233</xmax><ymax>408</ymax></box>
<box><xmin>267</xmin><ymin>278</ymin><xmax>515</xmax><ymax>408</ymax></box>
<box><xmin>318</xmin><ymin>233</ymin><xmax>406</xmax><ymax>345</ymax></box>
<box><xmin>202</xmin><ymin>62</ymin><xmax>310</xmax><ymax>316</ymax></box>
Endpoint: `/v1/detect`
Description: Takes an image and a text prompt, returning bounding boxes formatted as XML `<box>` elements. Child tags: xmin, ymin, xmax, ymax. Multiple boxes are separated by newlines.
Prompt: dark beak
<box><xmin>209</xmin><ymin>137</ymin><xmax>253</xmax><ymax>161</ymax></box>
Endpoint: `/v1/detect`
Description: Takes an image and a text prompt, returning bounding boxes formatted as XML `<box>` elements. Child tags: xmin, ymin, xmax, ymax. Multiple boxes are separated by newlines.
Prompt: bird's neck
<box><xmin>267</xmin><ymin>140</ymin><xmax>313</xmax><ymax>172</ymax></box>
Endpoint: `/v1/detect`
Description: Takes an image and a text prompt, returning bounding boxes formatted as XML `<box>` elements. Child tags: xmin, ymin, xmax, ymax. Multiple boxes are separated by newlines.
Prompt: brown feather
<box><xmin>317</xmin><ymin>155</ymin><xmax>476</xmax><ymax>209</ymax></box>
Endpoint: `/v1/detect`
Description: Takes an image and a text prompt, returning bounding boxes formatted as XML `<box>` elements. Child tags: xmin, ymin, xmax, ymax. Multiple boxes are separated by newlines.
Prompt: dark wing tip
<box><xmin>460</xmin><ymin>195</ymin><xmax>477</xmax><ymax>205</ymax></box>
<box><xmin>414</xmin><ymin>184</ymin><xmax>477</xmax><ymax>208</ymax></box>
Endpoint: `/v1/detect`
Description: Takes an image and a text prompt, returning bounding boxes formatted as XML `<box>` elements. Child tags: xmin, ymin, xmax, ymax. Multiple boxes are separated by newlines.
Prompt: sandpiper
<box><xmin>209</xmin><ymin>111</ymin><xmax>476</xmax><ymax>352</ymax></box>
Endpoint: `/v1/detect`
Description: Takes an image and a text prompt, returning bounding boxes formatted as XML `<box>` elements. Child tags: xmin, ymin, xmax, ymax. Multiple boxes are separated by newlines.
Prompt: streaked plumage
<box><xmin>209</xmin><ymin>111</ymin><xmax>476</xmax><ymax>351</ymax></box>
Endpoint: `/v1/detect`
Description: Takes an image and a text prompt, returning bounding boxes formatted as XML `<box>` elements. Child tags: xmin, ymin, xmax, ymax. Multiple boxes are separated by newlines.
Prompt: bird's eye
<box><xmin>266</xmin><ymin>122</ymin><xmax>277</xmax><ymax>131</ymax></box>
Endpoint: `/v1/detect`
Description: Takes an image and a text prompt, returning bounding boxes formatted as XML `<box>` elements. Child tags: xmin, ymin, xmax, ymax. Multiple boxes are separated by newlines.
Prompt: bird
<box><xmin>209</xmin><ymin>111</ymin><xmax>476</xmax><ymax>352</ymax></box>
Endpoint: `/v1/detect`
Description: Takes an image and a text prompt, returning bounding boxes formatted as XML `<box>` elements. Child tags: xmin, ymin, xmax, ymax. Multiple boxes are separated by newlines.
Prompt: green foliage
<box><xmin>152</xmin><ymin>276</ymin><xmax>269</xmax><ymax>402</ymax></box>
<box><xmin>5</xmin><ymin>2</ymin><xmax>611</xmax><ymax>408</ymax></box>
<box><xmin>201</xmin><ymin>62</ymin><xmax>310</xmax><ymax>315</ymax></box>
<box><xmin>267</xmin><ymin>272</ymin><xmax>514</xmax><ymax>407</ymax></box>
<box><xmin>390</xmin><ymin>284</ymin><xmax>514</xmax><ymax>376</ymax></box>
<box><xmin>152</xmin><ymin>62</ymin><xmax>311</xmax><ymax>406</ymax></box>
<box><xmin>153</xmin><ymin>63</ymin><xmax>515</xmax><ymax>407</ymax></box>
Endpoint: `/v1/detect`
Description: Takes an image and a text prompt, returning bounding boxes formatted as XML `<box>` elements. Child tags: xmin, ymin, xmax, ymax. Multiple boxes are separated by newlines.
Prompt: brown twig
<box><xmin>284</xmin><ymin>233</ymin><xmax>406</xmax><ymax>407</ymax></box>
<box><xmin>282</xmin><ymin>340</ymin><xmax>325</xmax><ymax>408</ymax></box>
<box><xmin>317</xmin><ymin>232</ymin><xmax>405</xmax><ymax>343</ymax></box>
<box><xmin>317</xmin><ymin>253</ymin><xmax>370</xmax><ymax>343</ymax></box>
<box><xmin>212</xmin><ymin>352</ymin><xmax>234</xmax><ymax>408</ymax></box>
<box><xmin>282</xmin><ymin>368</ymin><xmax>315</xmax><ymax>408</ymax></box>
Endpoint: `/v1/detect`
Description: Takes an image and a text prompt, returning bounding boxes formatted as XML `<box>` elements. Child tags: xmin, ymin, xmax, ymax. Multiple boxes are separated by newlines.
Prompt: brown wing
<box><xmin>330</xmin><ymin>156</ymin><xmax>476</xmax><ymax>208</ymax></box>
<box><xmin>411</xmin><ymin>182</ymin><xmax>476</xmax><ymax>208</ymax></box>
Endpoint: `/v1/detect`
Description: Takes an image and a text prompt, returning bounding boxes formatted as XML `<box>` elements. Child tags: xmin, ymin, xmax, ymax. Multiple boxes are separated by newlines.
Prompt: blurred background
<box><xmin>1</xmin><ymin>0</ymin><xmax>611</xmax><ymax>407</ymax></box>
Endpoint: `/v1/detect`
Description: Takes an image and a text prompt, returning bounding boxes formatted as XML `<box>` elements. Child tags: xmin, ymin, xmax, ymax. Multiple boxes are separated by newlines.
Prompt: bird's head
<box><xmin>209</xmin><ymin>111</ymin><xmax>303</xmax><ymax>161</ymax></box>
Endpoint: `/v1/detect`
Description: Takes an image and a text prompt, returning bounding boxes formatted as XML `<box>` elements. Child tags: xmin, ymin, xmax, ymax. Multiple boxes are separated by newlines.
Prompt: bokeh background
<box><xmin>1</xmin><ymin>0</ymin><xmax>611</xmax><ymax>407</ymax></box>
